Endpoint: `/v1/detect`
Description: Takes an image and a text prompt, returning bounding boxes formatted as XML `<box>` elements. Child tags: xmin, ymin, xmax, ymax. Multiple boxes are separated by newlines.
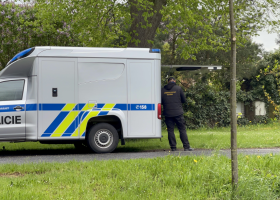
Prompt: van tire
<box><xmin>87</xmin><ymin>123</ymin><xmax>119</xmax><ymax>153</ymax></box>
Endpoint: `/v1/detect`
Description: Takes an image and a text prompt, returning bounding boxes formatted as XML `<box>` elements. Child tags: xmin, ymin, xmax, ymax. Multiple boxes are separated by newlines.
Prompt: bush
<box><xmin>183</xmin><ymin>83</ymin><xmax>231</xmax><ymax>129</ymax></box>
<box><xmin>237</xmin><ymin>117</ymin><xmax>250</xmax><ymax>126</ymax></box>
<box><xmin>252</xmin><ymin>115</ymin><xmax>269</xmax><ymax>124</ymax></box>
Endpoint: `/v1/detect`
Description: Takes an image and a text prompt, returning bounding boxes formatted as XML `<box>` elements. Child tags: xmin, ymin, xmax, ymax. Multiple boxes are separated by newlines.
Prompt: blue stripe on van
<box><xmin>0</xmin><ymin>104</ymin><xmax>25</xmax><ymax>112</ymax></box>
<box><xmin>81</xmin><ymin>111</ymin><xmax>89</xmax><ymax>121</ymax></box>
<box><xmin>73</xmin><ymin>103</ymin><xmax>86</xmax><ymax>111</ymax></box>
<box><xmin>97</xmin><ymin>104</ymin><xmax>105</xmax><ymax>109</ymax></box>
<box><xmin>41</xmin><ymin>133</ymin><xmax>52</xmax><ymax>137</ymax></box>
<box><xmin>130</xmin><ymin>104</ymin><xmax>154</xmax><ymax>111</ymax></box>
<box><xmin>113</xmin><ymin>104</ymin><xmax>127</xmax><ymax>110</ymax></box>
<box><xmin>44</xmin><ymin>111</ymin><xmax>69</xmax><ymax>133</ymax></box>
<box><xmin>26</xmin><ymin>104</ymin><xmax>37</xmax><ymax>111</ymax></box>
<box><xmin>40</xmin><ymin>104</ymin><xmax>65</xmax><ymax>111</ymax></box>
<box><xmin>62</xmin><ymin>134</ymin><xmax>71</xmax><ymax>137</ymax></box>
<box><xmin>63</xmin><ymin>111</ymin><xmax>85</xmax><ymax>134</ymax></box>
<box><xmin>0</xmin><ymin>103</ymin><xmax>156</xmax><ymax>112</ymax></box>
<box><xmin>98</xmin><ymin>111</ymin><xmax>109</xmax><ymax>116</ymax></box>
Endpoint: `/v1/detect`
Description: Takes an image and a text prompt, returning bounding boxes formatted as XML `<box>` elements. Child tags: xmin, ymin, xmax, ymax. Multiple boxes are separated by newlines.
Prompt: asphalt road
<box><xmin>1</xmin><ymin>148</ymin><xmax>280</xmax><ymax>164</ymax></box>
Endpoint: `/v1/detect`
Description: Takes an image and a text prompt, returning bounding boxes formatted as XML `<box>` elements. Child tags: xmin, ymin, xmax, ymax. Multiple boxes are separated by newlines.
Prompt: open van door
<box><xmin>161</xmin><ymin>65</ymin><xmax>222</xmax><ymax>78</ymax></box>
<box><xmin>0</xmin><ymin>78</ymin><xmax>27</xmax><ymax>140</ymax></box>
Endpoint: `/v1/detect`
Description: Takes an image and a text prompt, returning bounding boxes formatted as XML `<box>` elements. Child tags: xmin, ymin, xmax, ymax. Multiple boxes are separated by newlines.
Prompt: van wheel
<box><xmin>87</xmin><ymin>123</ymin><xmax>119</xmax><ymax>153</ymax></box>
<box><xmin>74</xmin><ymin>142</ymin><xmax>89</xmax><ymax>152</ymax></box>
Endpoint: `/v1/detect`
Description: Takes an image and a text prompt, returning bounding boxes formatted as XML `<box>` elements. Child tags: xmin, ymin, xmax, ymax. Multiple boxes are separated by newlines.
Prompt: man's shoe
<box><xmin>171</xmin><ymin>148</ymin><xmax>177</xmax><ymax>151</ymax></box>
<box><xmin>184</xmin><ymin>148</ymin><xmax>194</xmax><ymax>151</ymax></box>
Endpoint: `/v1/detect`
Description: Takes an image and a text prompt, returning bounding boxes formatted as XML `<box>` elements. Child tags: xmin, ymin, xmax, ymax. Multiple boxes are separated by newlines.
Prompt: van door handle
<box><xmin>13</xmin><ymin>106</ymin><xmax>23</xmax><ymax>110</ymax></box>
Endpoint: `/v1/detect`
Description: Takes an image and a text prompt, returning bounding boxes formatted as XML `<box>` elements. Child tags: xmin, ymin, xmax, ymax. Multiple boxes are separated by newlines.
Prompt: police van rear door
<box><xmin>0</xmin><ymin>78</ymin><xmax>27</xmax><ymax>140</ymax></box>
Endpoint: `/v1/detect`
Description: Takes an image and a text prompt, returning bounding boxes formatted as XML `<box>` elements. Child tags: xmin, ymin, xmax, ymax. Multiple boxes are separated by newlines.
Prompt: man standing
<box><xmin>161</xmin><ymin>77</ymin><xmax>193</xmax><ymax>151</ymax></box>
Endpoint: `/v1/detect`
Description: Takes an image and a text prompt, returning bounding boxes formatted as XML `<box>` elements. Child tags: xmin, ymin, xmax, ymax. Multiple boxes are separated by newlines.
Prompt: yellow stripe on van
<box><xmin>71</xmin><ymin>129</ymin><xmax>79</xmax><ymax>137</ymax></box>
<box><xmin>78</xmin><ymin>111</ymin><xmax>100</xmax><ymax>136</ymax></box>
<box><xmin>102</xmin><ymin>103</ymin><xmax>115</xmax><ymax>111</ymax></box>
<box><xmin>70</xmin><ymin>103</ymin><xmax>115</xmax><ymax>137</ymax></box>
<box><xmin>50</xmin><ymin>133</ymin><xmax>63</xmax><ymax>137</ymax></box>
<box><xmin>51</xmin><ymin>111</ymin><xmax>78</xmax><ymax>137</ymax></box>
<box><xmin>62</xmin><ymin>103</ymin><xmax>76</xmax><ymax>111</ymax></box>
<box><xmin>82</xmin><ymin>103</ymin><xmax>95</xmax><ymax>111</ymax></box>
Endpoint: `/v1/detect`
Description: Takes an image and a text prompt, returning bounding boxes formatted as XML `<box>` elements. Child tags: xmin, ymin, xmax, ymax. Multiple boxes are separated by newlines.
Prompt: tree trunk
<box><xmin>128</xmin><ymin>0</ymin><xmax>167</xmax><ymax>48</ymax></box>
<box><xmin>229</xmin><ymin>0</ymin><xmax>238</xmax><ymax>189</ymax></box>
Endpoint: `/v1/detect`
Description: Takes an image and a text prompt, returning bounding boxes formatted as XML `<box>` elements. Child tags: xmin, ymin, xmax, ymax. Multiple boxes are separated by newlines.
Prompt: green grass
<box><xmin>1</xmin><ymin>122</ymin><xmax>280</xmax><ymax>153</ymax></box>
<box><xmin>119</xmin><ymin>121</ymin><xmax>280</xmax><ymax>151</ymax></box>
<box><xmin>1</xmin><ymin>154</ymin><xmax>280</xmax><ymax>199</ymax></box>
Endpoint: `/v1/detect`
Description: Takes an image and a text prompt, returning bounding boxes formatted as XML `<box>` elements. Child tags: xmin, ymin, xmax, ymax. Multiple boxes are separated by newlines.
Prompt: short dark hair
<box><xmin>168</xmin><ymin>77</ymin><xmax>176</xmax><ymax>82</ymax></box>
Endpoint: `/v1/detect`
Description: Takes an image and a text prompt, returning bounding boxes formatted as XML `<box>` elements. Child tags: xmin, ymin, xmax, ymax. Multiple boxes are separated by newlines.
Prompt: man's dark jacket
<box><xmin>161</xmin><ymin>82</ymin><xmax>186</xmax><ymax>117</ymax></box>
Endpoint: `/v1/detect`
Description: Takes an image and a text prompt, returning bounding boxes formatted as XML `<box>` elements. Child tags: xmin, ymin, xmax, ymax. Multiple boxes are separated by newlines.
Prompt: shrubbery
<box><xmin>237</xmin><ymin>115</ymin><xmax>270</xmax><ymax>126</ymax></box>
<box><xmin>180</xmin><ymin>81</ymin><xmax>275</xmax><ymax>129</ymax></box>
<box><xmin>183</xmin><ymin>83</ymin><xmax>231</xmax><ymax>129</ymax></box>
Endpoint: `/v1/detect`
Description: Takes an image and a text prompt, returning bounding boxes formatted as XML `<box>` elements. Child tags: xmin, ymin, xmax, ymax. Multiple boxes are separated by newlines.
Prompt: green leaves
<box><xmin>35</xmin><ymin>0</ymin><xmax>130</xmax><ymax>47</ymax></box>
<box><xmin>31</xmin><ymin>0</ymin><xmax>280</xmax><ymax>56</ymax></box>
<box><xmin>183</xmin><ymin>83</ymin><xmax>230</xmax><ymax>129</ymax></box>
<box><xmin>0</xmin><ymin>1</ymin><xmax>80</xmax><ymax>70</ymax></box>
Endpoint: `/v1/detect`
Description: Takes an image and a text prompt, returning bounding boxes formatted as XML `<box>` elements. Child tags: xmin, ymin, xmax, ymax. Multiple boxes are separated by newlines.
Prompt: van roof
<box><xmin>33</xmin><ymin>46</ymin><xmax>161</xmax><ymax>60</ymax></box>
<box><xmin>0</xmin><ymin>46</ymin><xmax>161</xmax><ymax>78</ymax></box>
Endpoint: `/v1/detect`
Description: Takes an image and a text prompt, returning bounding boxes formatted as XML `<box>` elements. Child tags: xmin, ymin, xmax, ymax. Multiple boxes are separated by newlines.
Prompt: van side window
<box><xmin>0</xmin><ymin>80</ymin><xmax>25</xmax><ymax>101</ymax></box>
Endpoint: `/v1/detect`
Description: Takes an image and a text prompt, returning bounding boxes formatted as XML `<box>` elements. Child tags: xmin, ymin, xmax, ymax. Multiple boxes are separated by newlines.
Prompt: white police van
<box><xmin>0</xmin><ymin>47</ymin><xmax>163</xmax><ymax>153</ymax></box>
<box><xmin>0</xmin><ymin>47</ymin><xmax>221</xmax><ymax>153</ymax></box>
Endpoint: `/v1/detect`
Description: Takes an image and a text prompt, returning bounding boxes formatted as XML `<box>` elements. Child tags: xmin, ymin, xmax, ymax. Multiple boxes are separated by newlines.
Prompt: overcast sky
<box><xmin>252</xmin><ymin>30</ymin><xmax>279</xmax><ymax>52</ymax></box>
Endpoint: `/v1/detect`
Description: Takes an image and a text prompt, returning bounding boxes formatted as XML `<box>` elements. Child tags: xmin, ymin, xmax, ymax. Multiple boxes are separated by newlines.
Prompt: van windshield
<box><xmin>0</xmin><ymin>80</ymin><xmax>25</xmax><ymax>101</ymax></box>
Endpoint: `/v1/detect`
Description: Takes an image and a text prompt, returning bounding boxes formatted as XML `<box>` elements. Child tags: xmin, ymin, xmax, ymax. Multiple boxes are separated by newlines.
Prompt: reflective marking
<box><xmin>130</xmin><ymin>104</ymin><xmax>154</xmax><ymax>110</ymax></box>
<box><xmin>40</xmin><ymin>103</ymin><xmax>155</xmax><ymax>137</ymax></box>
<box><xmin>2</xmin><ymin>103</ymin><xmax>155</xmax><ymax>112</ymax></box>
<box><xmin>73</xmin><ymin>103</ymin><xmax>86</xmax><ymax>111</ymax></box>
<box><xmin>51</xmin><ymin>111</ymin><xmax>78</xmax><ymax>137</ymax></box>
<box><xmin>79</xmin><ymin>104</ymin><xmax>106</xmax><ymax>136</ymax></box>
<box><xmin>88</xmin><ymin>103</ymin><xmax>95</xmax><ymax>108</ymax></box>
<box><xmin>40</xmin><ymin>104</ymin><xmax>65</xmax><ymax>111</ymax></box>
<box><xmin>50</xmin><ymin>133</ymin><xmax>63</xmax><ymax>137</ymax></box>
<box><xmin>113</xmin><ymin>104</ymin><xmax>127</xmax><ymax>110</ymax></box>
<box><xmin>98</xmin><ymin>111</ymin><xmax>109</xmax><ymax>116</ymax></box>
<box><xmin>97</xmin><ymin>104</ymin><xmax>105</xmax><ymax>108</ymax></box>
<box><xmin>26</xmin><ymin>104</ymin><xmax>37</xmax><ymax>111</ymax></box>
<box><xmin>92</xmin><ymin>108</ymin><xmax>102</xmax><ymax>111</ymax></box>
<box><xmin>102</xmin><ymin>104</ymin><xmax>116</xmax><ymax>111</ymax></box>
<box><xmin>82</xmin><ymin>104</ymin><xmax>95</xmax><ymax>111</ymax></box>
<box><xmin>62</xmin><ymin>104</ymin><xmax>76</xmax><ymax>111</ymax></box>
<box><xmin>66</xmin><ymin>111</ymin><xmax>85</xmax><ymax>135</ymax></box>
<box><xmin>41</xmin><ymin>133</ymin><xmax>52</xmax><ymax>137</ymax></box>
<box><xmin>71</xmin><ymin>111</ymin><xmax>89</xmax><ymax>137</ymax></box>
<box><xmin>0</xmin><ymin>105</ymin><xmax>25</xmax><ymax>112</ymax></box>
<box><xmin>81</xmin><ymin>111</ymin><xmax>89</xmax><ymax>121</ymax></box>
<box><xmin>44</xmin><ymin>112</ymin><xmax>69</xmax><ymax>133</ymax></box>
<box><xmin>79</xmin><ymin>111</ymin><xmax>100</xmax><ymax>136</ymax></box>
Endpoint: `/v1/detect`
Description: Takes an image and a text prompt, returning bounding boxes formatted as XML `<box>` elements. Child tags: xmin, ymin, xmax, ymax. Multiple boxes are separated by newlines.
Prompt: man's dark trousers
<box><xmin>165</xmin><ymin>115</ymin><xmax>190</xmax><ymax>149</ymax></box>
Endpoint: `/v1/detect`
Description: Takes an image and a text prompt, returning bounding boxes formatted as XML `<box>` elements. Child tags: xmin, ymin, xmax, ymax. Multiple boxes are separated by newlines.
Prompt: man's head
<box><xmin>168</xmin><ymin>77</ymin><xmax>176</xmax><ymax>83</ymax></box>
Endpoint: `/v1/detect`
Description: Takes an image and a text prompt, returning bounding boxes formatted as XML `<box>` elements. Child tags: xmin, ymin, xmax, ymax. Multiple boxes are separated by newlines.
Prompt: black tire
<box><xmin>74</xmin><ymin>141</ymin><xmax>89</xmax><ymax>152</ymax></box>
<box><xmin>87</xmin><ymin>123</ymin><xmax>119</xmax><ymax>153</ymax></box>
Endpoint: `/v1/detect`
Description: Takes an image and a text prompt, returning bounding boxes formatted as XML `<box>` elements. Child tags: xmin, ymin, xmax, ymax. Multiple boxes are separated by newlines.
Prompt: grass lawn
<box><xmin>0</xmin><ymin>122</ymin><xmax>280</xmax><ymax>153</ymax></box>
<box><xmin>1</xmin><ymin>154</ymin><xmax>280</xmax><ymax>199</ymax></box>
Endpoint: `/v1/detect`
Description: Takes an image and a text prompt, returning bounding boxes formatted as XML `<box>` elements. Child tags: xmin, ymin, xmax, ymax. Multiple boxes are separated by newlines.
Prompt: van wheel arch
<box><xmin>85</xmin><ymin>115</ymin><xmax>123</xmax><ymax>140</ymax></box>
